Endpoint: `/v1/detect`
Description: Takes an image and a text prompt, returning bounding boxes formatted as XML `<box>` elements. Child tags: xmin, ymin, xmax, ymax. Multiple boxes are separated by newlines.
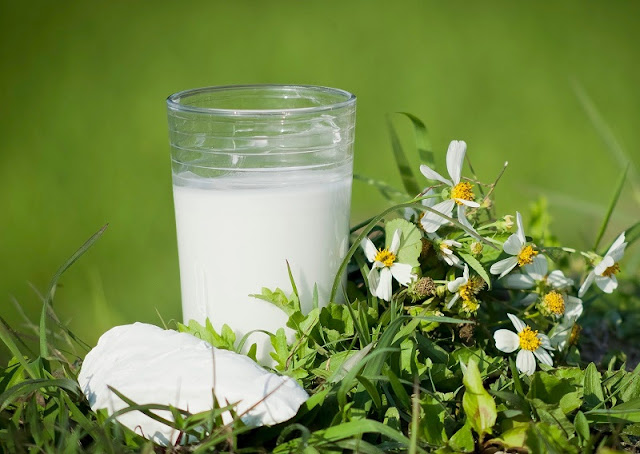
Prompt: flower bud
<box><xmin>497</xmin><ymin>214</ymin><xmax>515</xmax><ymax>233</ymax></box>
<box><xmin>407</xmin><ymin>277</ymin><xmax>436</xmax><ymax>302</ymax></box>
<box><xmin>470</xmin><ymin>241</ymin><xmax>483</xmax><ymax>256</ymax></box>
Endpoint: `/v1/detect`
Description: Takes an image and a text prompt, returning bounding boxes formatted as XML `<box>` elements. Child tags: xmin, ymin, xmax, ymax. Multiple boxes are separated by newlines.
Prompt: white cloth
<box><xmin>78</xmin><ymin>322</ymin><xmax>308</xmax><ymax>445</ymax></box>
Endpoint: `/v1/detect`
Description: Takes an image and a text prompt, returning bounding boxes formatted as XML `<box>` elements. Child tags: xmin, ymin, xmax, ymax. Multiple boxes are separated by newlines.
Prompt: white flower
<box><xmin>78</xmin><ymin>323</ymin><xmax>308</xmax><ymax>446</ymax></box>
<box><xmin>490</xmin><ymin>212</ymin><xmax>541</xmax><ymax>279</ymax></box>
<box><xmin>501</xmin><ymin>254</ymin><xmax>583</xmax><ymax>320</ymax></box>
<box><xmin>578</xmin><ymin>232</ymin><xmax>627</xmax><ymax>297</ymax></box>
<box><xmin>446</xmin><ymin>264</ymin><xmax>470</xmax><ymax>308</ymax></box>
<box><xmin>427</xmin><ymin>232</ymin><xmax>463</xmax><ymax>268</ymax></box>
<box><xmin>502</xmin><ymin>255</ymin><xmax>573</xmax><ymax>290</ymax></box>
<box><xmin>549</xmin><ymin>319</ymin><xmax>580</xmax><ymax>351</ymax></box>
<box><xmin>419</xmin><ymin>140</ymin><xmax>480</xmax><ymax>233</ymax></box>
<box><xmin>494</xmin><ymin>314</ymin><xmax>554</xmax><ymax>376</ymax></box>
<box><xmin>361</xmin><ymin>229</ymin><xmax>416</xmax><ymax>301</ymax></box>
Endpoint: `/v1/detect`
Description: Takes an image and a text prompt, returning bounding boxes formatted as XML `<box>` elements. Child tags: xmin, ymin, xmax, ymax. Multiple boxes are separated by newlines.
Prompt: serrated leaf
<box><xmin>458</xmin><ymin>252</ymin><xmax>492</xmax><ymax>290</ymax></box>
<box><xmin>385</xmin><ymin>218</ymin><xmax>422</xmax><ymax>267</ymax></box>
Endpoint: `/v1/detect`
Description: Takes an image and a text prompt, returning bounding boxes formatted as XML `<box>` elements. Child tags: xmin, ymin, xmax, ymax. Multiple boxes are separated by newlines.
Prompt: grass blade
<box><xmin>0</xmin><ymin>378</ymin><xmax>80</xmax><ymax>410</ymax></box>
<box><xmin>396</xmin><ymin>112</ymin><xmax>434</xmax><ymax>168</ymax></box>
<box><xmin>387</xmin><ymin>117</ymin><xmax>421</xmax><ymax>196</ymax></box>
<box><xmin>593</xmin><ymin>165</ymin><xmax>628</xmax><ymax>252</ymax></box>
<box><xmin>40</xmin><ymin>224</ymin><xmax>108</xmax><ymax>360</ymax></box>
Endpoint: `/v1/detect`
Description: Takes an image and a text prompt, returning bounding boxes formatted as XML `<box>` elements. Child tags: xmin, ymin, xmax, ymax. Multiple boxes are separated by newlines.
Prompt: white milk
<box><xmin>172</xmin><ymin>168</ymin><xmax>351</xmax><ymax>363</ymax></box>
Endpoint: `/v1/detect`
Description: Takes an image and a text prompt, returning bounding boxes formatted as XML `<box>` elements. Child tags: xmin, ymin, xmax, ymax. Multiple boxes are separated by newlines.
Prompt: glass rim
<box><xmin>166</xmin><ymin>84</ymin><xmax>356</xmax><ymax>116</ymax></box>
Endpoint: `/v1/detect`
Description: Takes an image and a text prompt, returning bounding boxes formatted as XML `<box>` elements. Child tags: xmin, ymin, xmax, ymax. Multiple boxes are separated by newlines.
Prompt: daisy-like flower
<box><xmin>501</xmin><ymin>254</ymin><xmax>583</xmax><ymax>320</ymax></box>
<box><xmin>427</xmin><ymin>232</ymin><xmax>463</xmax><ymax>268</ymax></box>
<box><xmin>419</xmin><ymin>140</ymin><xmax>480</xmax><ymax>233</ymax></box>
<box><xmin>549</xmin><ymin>320</ymin><xmax>581</xmax><ymax>351</ymax></box>
<box><xmin>361</xmin><ymin>229</ymin><xmax>416</xmax><ymax>301</ymax></box>
<box><xmin>490</xmin><ymin>212</ymin><xmax>541</xmax><ymax>279</ymax></box>
<box><xmin>494</xmin><ymin>314</ymin><xmax>553</xmax><ymax>375</ymax></box>
<box><xmin>502</xmin><ymin>255</ymin><xmax>573</xmax><ymax>290</ymax></box>
<box><xmin>578</xmin><ymin>232</ymin><xmax>627</xmax><ymax>297</ymax></box>
<box><xmin>446</xmin><ymin>265</ymin><xmax>485</xmax><ymax>312</ymax></box>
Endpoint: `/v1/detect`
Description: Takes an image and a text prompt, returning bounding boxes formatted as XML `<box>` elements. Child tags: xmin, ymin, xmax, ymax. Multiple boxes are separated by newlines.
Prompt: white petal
<box><xmin>446</xmin><ymin>293</ymin><xmax>460</xmax><ymax>309</ymax></box>
<box><xmin>390</xmin><ymin>262</ymin><xmax>415</xmax><ymax>286</ymax></box>
<box><xmin>520</xmin><ymin>293</ymin><xmax>539</xmax><ymax>305</ymax></box>
<box><xmin>361</xmin><ymin>238</ymin><xmax>377</xmax><ymax>263</ymax></box>
<box><xmin>501</xmin><ymin>273</ymin><xmax>536</xmax><ymax>289</ymax></box>
<box><xmin>494</xmin><ymin>329</ymin><xmax>520</xmax><ymax>353</ymax></box>
<box><xmin>421</xmin><ymin>188</ymin><xmax>437</xmax><ymax>208</ymax></box>
<box><xmin>516</xmin><ymin>211</ymin><xmax>526</xmax><ymax>244</ymax></box>
<box><xmin>367</xmin><ymin>267</ymin><xmax>380</xmax><ymax>295</ymax></box>
<box><xmin>375</xmin><ymin>267</ymin><xmax>393</xmax><ymax>301</ymax></box>
<box><xmin>507</xmin><ymin>313</ymin><xmax>526</xmax><ymax>333</ymax></box>
<box><xmin>578</xmin><ymin>272</ymin><xmax>595</xmax><ymax>298</ymax></box>
<box><xmin>448</xmin><ymin>275</ymin><xmax>468</xmax><ymax>293</ymax></box>
<box><xmin>595</xmin><ymin>275</ymin><xmax>618</xmax><ymax>293</ymax></box>
<box><xmin>490</xmin><ymin>256</ymin><xmax>519</xmax><ymax>278</ymax></box>
<box><xmin>420</xmin><ymin>164</ymin><xmax>452</xmax><ymax>186</ymax></box>
<box><xmin>502</xmin><ymin>233</ymin><xmax>524</xmax><ymax>256</ymax></box>
<box><xmin>594</xmin><ymin>255</ymin><xmax>614</xmax><ymax>276</ymax></box>
<box><xmin>524</xmin><ymin>255</ymin><xmax>547</xmax><ymax>281</ymax></box>
<box><xmin>538</xmin><ymin>333</ymin><xmax>552</xmax><ymax>350</ymax></box>
<box><xmin>533</xmin><ymin>348</ymin><xmax>553</xmax><ymax>367</ymax></box>
<box><xmin>550</xmin><ymin>323</ymin><xmax>571</xmax><ymax>349</ymax></box>
<box><xmin>609</xmin><ymin>245</ymin><xmax>627</xmax><ymax>263</ymax></box>
<box><xmin>548</xmin><ymin>270</ymin><xmax>574</xmax><ymax>289</ymax></box>
<box><xmin>463</xmin><ymin>264</ymin><xmax>469</xmax><ymax>280</ymax></box>
<box><xmin>516</xmin><ymin>349</ymin><xmax>536</xmax><ymax>375</ymax></box>
<box><xmin>446</xmin><ymin>140</ymin><xmax>466</xmax><ymax>185</ymax></box>
<box><xmin>457</xmin><ymin>205</ymin><xmax>478</xmax><ymax>234</ymax></box>
<box><xmin>564</xmin><ymin>296</ymin><xmax>583</xmax><ymax>322</ymax></box>
<box><xmin>443</xmin><ymin>239</ymin><xmax>462</xmax><ymax>248</ymax></box>
<box><xmin>607</xmin><ymin>232</ymin><xmax>626</xmax><ymax>255</ymax></box>
<box><xmin>456</xmin><ymin>198</ymin><xmax>481</xmax><ymax>208</ymax></box>
<box><xmin>389</xmin><ymin>229</ymin><xmax>401</xmax><ymax>254</ymax></box>
<box><xmin>420</xmin><ymin>199</ymin><xmax>456</xmax><ymax>233</ymax></box>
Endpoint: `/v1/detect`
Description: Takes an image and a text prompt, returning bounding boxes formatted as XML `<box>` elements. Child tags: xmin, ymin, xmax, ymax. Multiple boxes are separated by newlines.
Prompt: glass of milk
<box><xmin>167</xmin><ymin>85</ymin><xmax>356</xmax><ymax>363</ymax></box>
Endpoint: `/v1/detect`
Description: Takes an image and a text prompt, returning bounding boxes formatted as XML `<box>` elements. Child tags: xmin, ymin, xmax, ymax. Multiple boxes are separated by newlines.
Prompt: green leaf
<box><xmin>584</xmin><ymin>363</ymin><xmax>605</xmax><ymax>410</ymax></box>
<box><xmin>420</xmin><ymin>394</ymin><xmax>447</xmax><ymax>445</ymax></box>
<box><xmin>387</xmin><ymin>117</ymin><xmax>421</xmax><ymax>196</ymax></box>
<box><xmin>527</xmin><ymin>371</ymin><xmax>582</xmax><ymax>414</ymax></box>
<box><xmin>385</xmin><ymin>218</ymin><xmax>422</xmax><ymax>267</ymax></box>
<box><xmin>448</xmin><ymin>421</ymin><xmax>475</xmax><ymax>452</ymax></box>
<box><xmin>461</xmin><ymin>358</ymin><xmax>497</xmax><ymax>440</ymax></box>
<box><xmin>395</xmin><ymin>112</ymin><xmax>434</xmax><ymax>167</ymax></box>
<box><xmin>594</xmin><ymin>164</ymin><xmax>628</xmax><ymax>252</ymax></box>
<box><xmin>458</xmin><ymin>252</ymin><xmax>492</xmax><ymax>290</ymax></box>
<box><xmin>574</xmin><ymin>410</ymin><xmax>589</xmax><ymax>442</ymax></box>
<box><xmin>526</xmin><ymin>422</ymin><xmax>577</xmax><ymax>454</ymax></box>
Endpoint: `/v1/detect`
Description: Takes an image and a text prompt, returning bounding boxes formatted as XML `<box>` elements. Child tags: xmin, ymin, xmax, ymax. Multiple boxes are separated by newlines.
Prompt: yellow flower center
<box><xmin>601</xmin><ymin>263</ymin><xmax>620</xmax><ymax>278</ymax></box>
<box><xmin>462</xmin><ymin>298</ymin><xmax>480</xmax><ymax>314</ymax></box>
<box><xmin>451</xmin><ymin>182</ymin><xmax>475</xmax><ymax>205</ymax></box>
<box><xmin>517</xmin><ymin>245</ymin><xmax>538</xmax><ymax>267</ymax></box>
<box><xmin>518</xmin><ymin>326</ymin><xmax>541</xmax><ymax>351</ymax></box>
<box><xmin>569</xmin><ymin>324</ymin><xmax>581</xmax><ymax>346</ymax></box>
<box><xmin>374</xmin><ymin>249</ymin><xmax>396</xmax><ymax>267</ymax></box>
<box><xmin>543</xmin><ymin>291</ymin><xmax>565</xmax><ymax>315</ymax></box>
<box><xmin>459</xmin><ymin>276</ymin><xmax>485</xmax><ymax>301</ymax></box>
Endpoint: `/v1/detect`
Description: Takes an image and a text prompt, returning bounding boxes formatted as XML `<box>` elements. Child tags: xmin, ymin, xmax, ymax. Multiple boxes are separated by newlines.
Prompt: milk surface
<box><xmin>173</xmin><ymin>168</ymin><xmax>351</xmax><ymax>363</ymax></box>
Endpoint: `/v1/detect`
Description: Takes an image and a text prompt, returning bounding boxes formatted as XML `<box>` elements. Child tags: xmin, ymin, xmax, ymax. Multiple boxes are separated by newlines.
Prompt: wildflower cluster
<box><xmin>360</xmin><ymin>140</ymin><xmax>629</xmax><ymax>375</ymax></box>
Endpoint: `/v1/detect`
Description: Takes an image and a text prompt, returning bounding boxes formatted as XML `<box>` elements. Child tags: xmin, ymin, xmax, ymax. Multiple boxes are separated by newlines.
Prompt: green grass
<box><xmin>0</xmin><ymin>0</ymin><xmax>639</xmax><ymax>365</ymax></box>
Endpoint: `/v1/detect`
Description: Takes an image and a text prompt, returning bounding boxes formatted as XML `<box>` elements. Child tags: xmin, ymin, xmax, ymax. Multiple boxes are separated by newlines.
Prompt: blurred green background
<box><xmin>1</xmin><ymin>1</ymin><xmax>638</xmax><ymax>360</ymax></box>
